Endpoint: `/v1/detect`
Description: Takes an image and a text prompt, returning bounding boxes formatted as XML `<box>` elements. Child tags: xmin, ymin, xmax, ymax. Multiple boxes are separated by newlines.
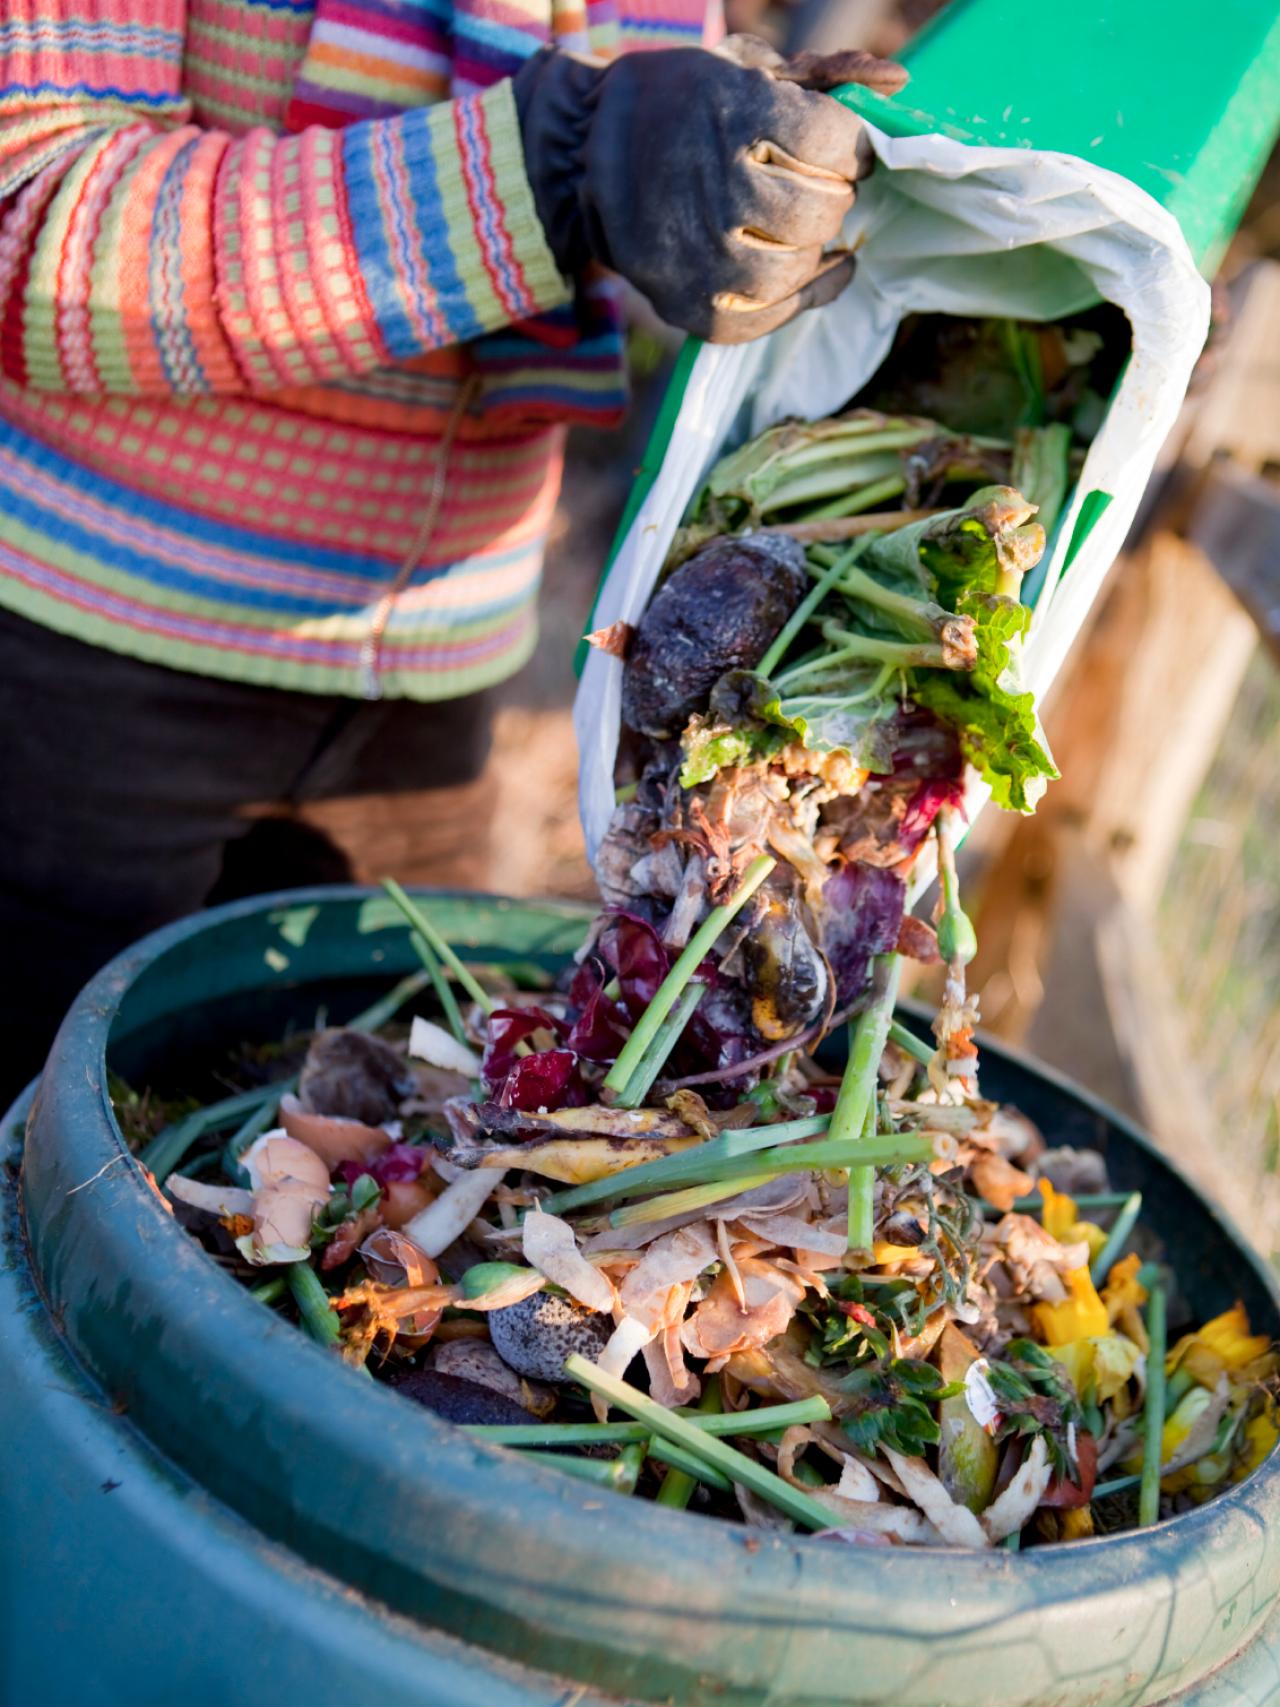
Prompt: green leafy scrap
<box><xmin>911</xmin><ymin>592</ymin><xmax>1058</xmax><ymax>813</ymax></box>
<box><xmin>679</xmin><ymin>668</ymin><xmax>899</xmax><ymax>789</ymax></box>
<box><xmin>984</xmin><ymin>1338</ymin><xmax>1085</xmax><ymax>1479</ymax></box>
<box><xmin>839</xmin><ymin>1359</ymin><xmax>963</xmax><ymax>1459</ymax></box>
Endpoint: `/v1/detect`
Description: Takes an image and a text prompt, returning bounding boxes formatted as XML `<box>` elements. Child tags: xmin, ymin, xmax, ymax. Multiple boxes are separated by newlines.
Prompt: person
<box><xmin>0</xmin><ymin>0</ymin><xmax>898</xmax><ymax>1097</ymax></box>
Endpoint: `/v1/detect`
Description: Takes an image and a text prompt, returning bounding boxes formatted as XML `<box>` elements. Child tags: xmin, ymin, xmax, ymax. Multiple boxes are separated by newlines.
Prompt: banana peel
<box><xmin>466</xmin><ymin>1135</ymin><xmax>702</xmax><ymax>1185</ymax></box>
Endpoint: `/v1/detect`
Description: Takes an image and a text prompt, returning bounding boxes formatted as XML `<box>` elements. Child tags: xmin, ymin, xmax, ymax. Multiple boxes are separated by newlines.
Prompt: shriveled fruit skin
<box><xmin>742</xmin><ymin>888</ymin><xmax>829</xmax><ymax>1042</ymax></box>
<box><xmin>388</xmin><ymin>1368</ymin><xmax>535</xmax><ymax>1425</ymax></box>
<box><xmin>621</xmin><ymin>534</ymin><xmax>808</xmax><ymax>738</ymax></box>
<box><xmin>299</xmin><ymin>1028</ymin><xmax>415</xmax><ymax>1126</ymax></box>
<box><xmin>488</xmin><ymin>1291</ymin><xmax>611</xmax><ymax>1382</ymax></box>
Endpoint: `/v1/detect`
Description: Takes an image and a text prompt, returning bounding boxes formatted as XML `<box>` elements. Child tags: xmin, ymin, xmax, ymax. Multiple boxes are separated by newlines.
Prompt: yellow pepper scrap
<box><xmin>1048</xmin><ymin>1339</ymin><xmax>1092</xmax><ymax>1394</ymax></box>
<box><xmin>1039</xmin><ymin>1179</ymin><xmax>1077</xmax><ymax>1241</ymax></box>
<box><xmin>1233</xmin><ymin>1407</ymin><xmax>1280</xmax><ymax>1483</ymax></box>
<box><xmin>1032</xmin><ymin>1267</ymin><xmax>1110</xmax><ymax>1346</ymax></box>
<box><xmin>1060</xmin><ymin>1506</ymin><xmax>1094</xmax><ymax>1540</ymax></box>
<box><xmin>1038</xmin><ymin>1181</ymin><xmax>1107</xmax><ymax>1262</ymax></box>
<box><xmin>1092</xmin><ymin>1333</ymin><xmax>1143</xmax><ymax>1402</ymax></box>
<box><xmin>1167</xmin><ymin>1302</ymin><xmax>1272</xmax><ymax>1390</ymax></box>
<box><xmin>1102</xmin><ymin>1253</ymin><xmax>1149</xmax><ymax>1352</ymax></box>
<box><xmin>1045</xmin><ymin>1333</ymin><xmax>1141</xmax><ymax>1405</ymax></box>
<box><xmin>1102</xmin><ymin>1252</ymin><xmax>1148</xmax><ymax>1315</ymax></box>
<box><xmin>872</xmin><ymin>1241</ymin><xmax>922</xmax><ymax>1265</ymax></box>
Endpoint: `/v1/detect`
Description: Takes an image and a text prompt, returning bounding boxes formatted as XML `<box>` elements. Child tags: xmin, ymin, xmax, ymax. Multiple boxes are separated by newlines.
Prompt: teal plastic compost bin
<box><xmin>7</xmin><ymin>886</ymin><xmax>1280</xmax><ymax>1707</ymax></box>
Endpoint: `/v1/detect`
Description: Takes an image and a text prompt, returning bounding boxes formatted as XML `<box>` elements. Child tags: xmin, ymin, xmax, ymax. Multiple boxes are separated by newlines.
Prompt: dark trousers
<box><xmin>0</xmin><ymin>607</ymin><xmax>497</xmax><ymax>1102</ymax></box>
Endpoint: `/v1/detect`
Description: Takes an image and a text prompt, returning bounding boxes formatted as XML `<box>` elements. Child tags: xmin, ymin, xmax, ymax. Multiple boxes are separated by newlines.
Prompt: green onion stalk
<box><xmin>521</xmin><ymin>1443</ymin><xmax>646</xmax><ymax>1495</ymax></box>
<box><xmin>410</xmin><ymin>929</ymin><xmax>468</xmax><ymax>1044</ymax></box>
<box><xmin>613</xmin><ymin>982</ymin><xmax>706</xmax><ymax>1109</ymax></box>
<box><xmin>543</xmin><ymin>1113</ymin><xmax>832</xmax><ymax>1216</ymax></box>
<box><xmin>609</xmin><ymin>1130</ymin><xmax>933</xmax><ymax>1229</ymax></box>
<box><xmin>602</xmin><ymin>854</ymin><xmax>777</xmax><ymax>1098</ymax></box>
<box><xmin>827</xmin><ymin>955</ymin><xmax>902</xmax><ymax>1253</ymax></box>
<box><xmin>1089</xmin><ymin>1193</ymin><xmax>1143</xmax><ymax>1287</ymax></box>
<box><xmin>564</xmin><ymin>1356</ymin><xmax>836</xmax><ymax>1531</ymax></box>
<box><xmin>381</xmin><ymin>879</ymin><xmax>495</xmax><ymax>1014</ymax></box>
<box><xmin>1139</xmin><ymin>1283</ymin><xmax>1168</xmax><ymax>1527</ymax></box>
<box><xmin>466</xmin><ymin>1396</ymin><xmax>829</xmax><ymax>1448</ymax></box>
<box><xmin>287</xmin><ymin>1264</ymin><xmax>342</xmax><ymax>1348</ymax></box>
<box><xmin>811</xmin><ymin>619</ymin><xmax>963</xmax><ymax>676</ymax></box>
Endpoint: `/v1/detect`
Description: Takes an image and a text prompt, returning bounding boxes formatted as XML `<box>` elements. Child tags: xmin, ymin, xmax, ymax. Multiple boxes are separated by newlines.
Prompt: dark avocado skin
<box><xmin>387</xmin><ymin>1369</ymin><xmax>535</xmax><ymax>1425</ymax></box>
<box><xmin>621</xmin><ymin>534</ymin><xmax>809</xmax><ymax>739</ymax></box>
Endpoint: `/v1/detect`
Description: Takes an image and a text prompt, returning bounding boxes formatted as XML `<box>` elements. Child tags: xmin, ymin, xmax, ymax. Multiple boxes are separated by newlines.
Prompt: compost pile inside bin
<box><xmin>135</xmin><ymin>317</ymin><xmax>1277</xmax><ymax>1548</ymax></box>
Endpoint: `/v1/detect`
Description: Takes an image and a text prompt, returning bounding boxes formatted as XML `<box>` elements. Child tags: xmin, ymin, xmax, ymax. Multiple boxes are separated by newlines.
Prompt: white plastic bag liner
<box><xmin>576</xmin><ymin>122</ymin><xmax>1210</xmax><ymax>863</ymax></box>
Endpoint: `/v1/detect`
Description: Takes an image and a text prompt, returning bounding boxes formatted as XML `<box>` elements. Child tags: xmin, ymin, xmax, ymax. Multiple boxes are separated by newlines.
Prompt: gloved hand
<box><xmin>512</xmin><ymin>39</ymin><xmax>905</xmax><ymax>344</ymax></box>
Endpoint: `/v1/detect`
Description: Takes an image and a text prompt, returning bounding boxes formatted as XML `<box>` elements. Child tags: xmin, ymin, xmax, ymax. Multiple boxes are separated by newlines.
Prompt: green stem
<box><xmin>656</xmin><ymin>1378</ymin><xmax>723</xmax><ymax>1509</ymax></box>
<box><xmin>831</xmin><ymin>957</ymin><xmax>900</xmax><ymax>1252</ymax></box>
<box><xmin>758</xmin><ymin>449</ymin><xmax>914</xmax><ymax>514</ymax></box>
<box><xmin>888</xmin><ymin>1021</ymin><xmax>935</xmax><ymax>1068</ymax></box>
<box><xmin>381</xmin><ymin>879</ymin><xmax>494</xmax><ymax>1015</ymax></box>
<box><xmin>757</xmin><ymin>542</ymin><xmax>866</xmax><ymax>679</ymax></box>
<box><xmin>542</xmin><ymin>1113</ymin><xmax>831</xmax><ymax>1216</ymax></box>
<box><xmin>614</xmin><ymin>982</ymin><xmax>706</xmax><ymax>1110</ymax></box>
<box><xmin>1139</xmin><ymin>1283</ymin><xmax>1168</xmax><ymax>1527</ymax></box>
<box><xmin>936</xmin><ymin>808</ymin><xmax>977</xmax><ymax>966</ymax></box>
<box><xmin>818</xmin><ymin>622</ymin><xmax>952</xmax><ymax>673</ymax></box>
<box><xmin>248</xmin><ymin>1277</ymin><xmax>287</xmax><ymax>1306</ymax></box>
<box><xmin>829</xmin><ymin>956</ymin><xmax>901</xmax><ymax>1154</ymax></box>
<box><xmin>288</xmin><ymin>1264</ymin><xmax>342</xmax><ymax>1349</ymax></box>
<box><xmin>982</xmin><ymin>1190</ymin><xmax>1137</xmax><ymax>1216</ymax></box>
<box><xmin>603</xmin><ymin>855</ymin><xmax>776</xmax><ymax>1096</ymax></box>
<box><xmin>520</xmin><ymin>1446</ymin><xmax>644</xmax><ymax>1494</ymax></box>
<box><xmin>836</xmin><ymin>565</ymin><xmax>948</xmax><ymax>642</ymax></box>
<box><xmin>564</xmin><ymin>1357</ymin><xmax>839</xmax><ymax>1532</ymax></box>
<box><xmin>1012</xmin><ymin>423</ymin><xmax>1071</xmax><ymax>542</ymax></box>
<box><xmin>409</xmin><ymin>931</ymin><xmax>467</xmax><ymax>1045</ymax></box>
<box><xmin>1089</xmin><ymin>1192</ymin><xmax>1143</xmax><ymax>1286</ymax></box>
<box><xmin>1093</xmin><ymin>1473</ymin><xmax>1142</xmax><ymax>1499</ymax></box>
<box><xmin>468</xmin><ymin>1396</ymin><xmax>829</xmax><ymax>1448</ymax></box>
<box><xmin>649</xmin><ymin>1436</ymin><xmax>732</xmax><ymax>1494</ymax></box>
<box><xmin>804</xmin><ymin>474</ymin><xmax>905</xmax><ymax>522</ymax></box>
<box><xmin>846</xmin><ymin>1099</ymin><xmax>878</xmax><ymax>1255</ymax></box>
<box><xmin>609</xmin><ymin>1132</ymin><xmax>931</xmax><ymax>1228</ymax></box>
<box><xmin>610</xmin><ymin>1175</ymin><xmax>776</xmax><ymax>1226</ymax></box>
<box><xmin>774</xmin><ymin>426</ymin><xmax>929</xmax><ymax>470</ymax></box>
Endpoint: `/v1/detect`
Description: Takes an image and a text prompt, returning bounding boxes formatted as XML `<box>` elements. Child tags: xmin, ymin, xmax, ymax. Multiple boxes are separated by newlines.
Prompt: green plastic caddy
<box><xmin>601</xmin><ymin>0</ymin><xmax>1280</xmax><ymax>582</ymax></box>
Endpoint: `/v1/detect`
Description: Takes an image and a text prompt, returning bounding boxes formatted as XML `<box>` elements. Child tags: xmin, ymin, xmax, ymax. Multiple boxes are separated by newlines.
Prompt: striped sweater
<box><xmin>0</xmin><ymin>0</ymin><xmax>710</xmax><ymax>698</ymax></box>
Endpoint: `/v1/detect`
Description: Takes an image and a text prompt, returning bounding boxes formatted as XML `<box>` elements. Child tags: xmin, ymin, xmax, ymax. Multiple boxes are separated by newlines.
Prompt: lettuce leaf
<box><xmin>680</xmin><ymin>668</ymin><xmax>899</xmax><ymax>789</ymax></box>
<box><xmin>910</xmin><ymin>592</ymin><xmax>1058</xmax><ymax>813</ymax></box>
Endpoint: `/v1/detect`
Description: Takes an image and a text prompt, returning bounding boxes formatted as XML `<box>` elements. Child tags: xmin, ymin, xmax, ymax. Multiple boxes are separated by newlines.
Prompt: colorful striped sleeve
<box><xmin>0</xmin><ymin>2</ymin><xmax>571</xmax><ymax>396</ymax></box>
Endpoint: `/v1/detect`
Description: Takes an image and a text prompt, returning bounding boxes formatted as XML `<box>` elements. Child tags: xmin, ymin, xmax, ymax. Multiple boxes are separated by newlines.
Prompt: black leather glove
<box><xmin>512</xmin><ymin>39</ymin><xmax>904</xmax><ymax>344</ymax></box>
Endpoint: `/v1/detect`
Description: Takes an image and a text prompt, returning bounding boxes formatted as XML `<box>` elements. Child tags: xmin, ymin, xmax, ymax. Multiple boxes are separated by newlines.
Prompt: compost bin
<box><xmin>6</xmin><ymin>886</ymin><xmax>1280</xmax><ymax>1707</ymax></box>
